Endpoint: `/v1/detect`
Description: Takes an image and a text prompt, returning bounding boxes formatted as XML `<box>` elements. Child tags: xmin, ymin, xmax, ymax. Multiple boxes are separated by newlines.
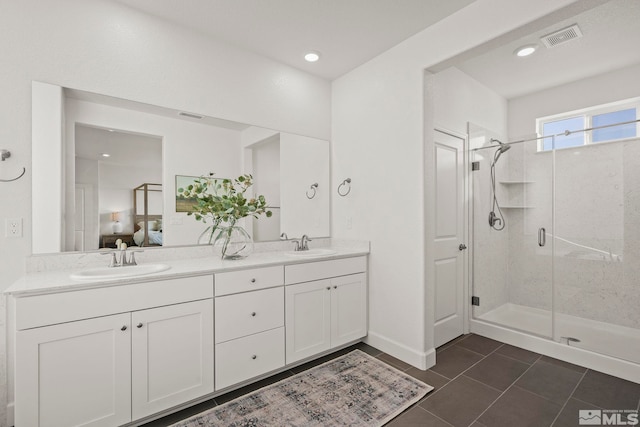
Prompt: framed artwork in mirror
<box><xmin>175</xmin><ymin>175</ymin><xmax>200</xmax><ymax>212</ymax></box>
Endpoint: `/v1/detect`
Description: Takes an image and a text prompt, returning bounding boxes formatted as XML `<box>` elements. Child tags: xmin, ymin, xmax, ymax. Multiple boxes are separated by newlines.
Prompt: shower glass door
<box><xmin>470</xmin><ymin>123</ymin><xmax>554</xmax><ymax>338</ymax></box>
<box><xmin>552</xmin><ymin>128</ymin><xmax>640</xmax><ymax>364</ymax></box>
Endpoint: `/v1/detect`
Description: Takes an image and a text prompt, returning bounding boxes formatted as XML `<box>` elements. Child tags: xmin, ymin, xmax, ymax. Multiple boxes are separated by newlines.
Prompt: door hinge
<box><xmin>471</xmin><ymin>296</ymin><xmax>480</xmax><ymax>306</ymax></box>
<box><xmin>472</xmin><ymin>161</ymin><xmax>480</xmax><ymax>171</ymax></box>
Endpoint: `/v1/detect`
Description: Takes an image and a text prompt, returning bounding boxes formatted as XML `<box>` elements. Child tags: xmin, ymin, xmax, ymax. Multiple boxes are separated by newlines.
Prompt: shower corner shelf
<box><xmin>499</xmin><ymin>181</ymin><xmax>535</xmax><ymax>185</ymax></box>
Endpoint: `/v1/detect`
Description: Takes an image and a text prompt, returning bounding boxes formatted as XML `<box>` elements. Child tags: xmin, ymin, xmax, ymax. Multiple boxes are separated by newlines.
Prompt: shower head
<box><xmin>491</xmin><ymin>138</ymin><xmax>511</xmax><ymax>153</ymax></box>
<box><xmin>490</xmin><ymin>138</ymin><xmax>511</xmax><ymax>165</ymax></box>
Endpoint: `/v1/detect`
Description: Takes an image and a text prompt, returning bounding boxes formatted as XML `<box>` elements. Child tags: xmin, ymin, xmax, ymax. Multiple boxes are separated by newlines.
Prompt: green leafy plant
<box><xmin>178</xmin><ymin>173</ymin><xmax>272</xmax><ymax>226</ymax></box>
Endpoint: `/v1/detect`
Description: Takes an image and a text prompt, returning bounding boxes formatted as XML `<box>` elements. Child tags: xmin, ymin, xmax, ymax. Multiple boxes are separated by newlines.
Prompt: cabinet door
<box><xmin>132</xmin><ymin>299</ymin><xmax>214</xmax><ymax>420</ymax></box>
<box><xmin>330</xmin><ymin>273</ymin><xmax>368</xmax><ymax>347</ymax></box>
<box><xmin>15</xmin><ymin>313</ymin><xmax>131</xmax><ymax>427</ymax></box>
<box><xmin>285</xmin><ymin>279</ymin><xmax>332</xmax><ymax>364</ymax></box>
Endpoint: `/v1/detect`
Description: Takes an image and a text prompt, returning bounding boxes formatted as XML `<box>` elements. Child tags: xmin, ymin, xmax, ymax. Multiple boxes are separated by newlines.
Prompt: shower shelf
<box><xmin>499</xmin><ymin>181</ymin><xmax>535</xmax><ymax>184</ymax></box>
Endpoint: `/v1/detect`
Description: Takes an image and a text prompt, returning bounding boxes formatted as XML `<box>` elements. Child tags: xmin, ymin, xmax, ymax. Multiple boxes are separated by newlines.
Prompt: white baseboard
<box><xmin>365</xmin><ymin>331</ymin><xmax>435</xmax><ymax>370</ymax></box>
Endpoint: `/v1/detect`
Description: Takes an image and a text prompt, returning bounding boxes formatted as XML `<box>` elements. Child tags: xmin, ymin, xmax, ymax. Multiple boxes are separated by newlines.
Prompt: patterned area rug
<box><xmin>171</xmin><ymin>349</ymin><xmax>433</xmax><ymax>426</ymax></box>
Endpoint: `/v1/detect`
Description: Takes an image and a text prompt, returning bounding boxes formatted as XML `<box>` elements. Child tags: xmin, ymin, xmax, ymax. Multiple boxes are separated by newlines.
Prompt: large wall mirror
<box><xmin>32</xmin><ymin>83</ymin><xmax>330</xmax><ymax>254</ymax></box>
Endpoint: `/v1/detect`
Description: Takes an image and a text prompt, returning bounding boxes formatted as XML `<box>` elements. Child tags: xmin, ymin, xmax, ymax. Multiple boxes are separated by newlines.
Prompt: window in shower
<box><xmin>537</xmin><ymin>97</ymin><xmax>639</xmax><ymax>151</ymax></box>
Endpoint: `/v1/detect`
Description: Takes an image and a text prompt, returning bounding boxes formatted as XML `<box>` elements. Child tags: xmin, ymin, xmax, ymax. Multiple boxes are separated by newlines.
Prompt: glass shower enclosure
<box><xmin>470</xmin><ymin>122</ymin><xmax>640</xmax><ymax>365</ymax></box>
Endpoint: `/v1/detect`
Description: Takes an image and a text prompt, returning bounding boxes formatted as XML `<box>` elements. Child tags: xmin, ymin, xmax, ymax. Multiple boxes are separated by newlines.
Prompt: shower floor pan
<box><xmin>478</xmin><ymin>303</ymin><xmax>640</xmax><ymax>365</ymax></box>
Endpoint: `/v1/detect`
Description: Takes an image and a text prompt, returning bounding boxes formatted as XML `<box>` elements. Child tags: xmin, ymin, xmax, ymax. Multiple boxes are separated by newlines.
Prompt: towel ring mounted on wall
<box><xmin>337</xmin><ymin>178</ymin><xmax>351</xmax><ymax>197</ymax></box>
<box><xmin>0</xmin><ymin>150</ymin><xmax>26</xmax><ymax>183</ymax></box>
<box><xmin>306</xmin><ymin>183</ymin><xmax>319</xmax><ymax>199</ymax></box>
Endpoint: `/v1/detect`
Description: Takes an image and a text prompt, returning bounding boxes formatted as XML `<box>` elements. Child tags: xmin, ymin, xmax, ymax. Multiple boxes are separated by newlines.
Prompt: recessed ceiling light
<box><xmin>514</xmin><ymin>45</ymin><xmax>537</xmax><ymax>57</ymax></box>
<box><xmin>101</xmin><ymin>153</ymin><xmax>111</xmax><ymax>158</ymax></box>
<box><xmin>304</xmin><ymin>51</ymin><xmax>321</xmax><ymax>62</ymax></box>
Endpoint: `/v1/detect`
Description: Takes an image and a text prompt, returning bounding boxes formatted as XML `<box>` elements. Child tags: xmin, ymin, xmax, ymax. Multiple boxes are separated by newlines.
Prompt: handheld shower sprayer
<box><xmin>490</xmin><ymin>138</ymin><xmax>511</xmax><ymax>166</ymax></box>
<box><xmin>488</xmin><ymin>138</ymin><xmax>510</xmax><ymax>230</ymax></box>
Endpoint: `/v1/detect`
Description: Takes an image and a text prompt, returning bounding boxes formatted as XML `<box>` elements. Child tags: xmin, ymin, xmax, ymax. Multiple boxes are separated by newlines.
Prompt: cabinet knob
<box><xmin>137</xmin><ymin>323</ymin><xmax>143</xmax><ymax>328</ymax></box>
<box><xmin>326</xmin><ymin>287</ymin><xmax>330</xmax><ymax>290</ymax></box>
<box><xmin>121</xmin><ymin>325</ymin><xmax>127</xmax><ymax>331</ymax></box>
<box><xmin>251</xmin><ymin>312</ymin><xmax>256</xmax><ymax>317</ymax></box>
<box><xmin>250</xmin><ymin>278</ymin><xmax>256</xmax><ymax>283</ymax></box>
<box><xmin>333</xmin><ymin>286</ymin><xmax>337</xmax><ymax>289</ymax></box>
<box><xmin>252</xmin><ymin>355</ymin><xmax>257</xmax><ymax>360</ymax></box>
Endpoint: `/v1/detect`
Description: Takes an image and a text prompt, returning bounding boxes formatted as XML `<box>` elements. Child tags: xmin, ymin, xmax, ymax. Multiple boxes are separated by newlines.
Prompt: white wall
<box><xmin>0</xmin><ymin>0</ymin><xmax>330</xmax><ymax>424</ymax></box>
<box><xmin>280</xmin><ymin>134</ymin><xmax>330</xmax><ymax>239</ymax></box>
<box><xmin>251</xmin><ymin>136</ymin><xmax>281</xmax><ymax>241</ymax></box>
<box><xmin>331</xmin><ymin>0</ymin><xmax>578</xmax><ymax>368</ymax></box>
<box><xmin>429</xmin><ymin>67</ymin><xmax>508</xmax><ymax>137</ymax></box>
<box><xmin>508</xmin><ymin>62</ymin><xmax>640</xmax><ymax>138</ymax></box>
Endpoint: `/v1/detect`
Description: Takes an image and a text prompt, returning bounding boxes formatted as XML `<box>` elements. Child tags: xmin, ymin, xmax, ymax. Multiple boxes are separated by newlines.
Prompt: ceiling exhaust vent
<box><xmin>179</xmin><ymin>112</ymin><xmax>203</xmax><ymax>119</ymax></box>
<box><xmin>540</xmin><ymin>24</ymin><xmax>583</xmax><ymax>48</ymax></box>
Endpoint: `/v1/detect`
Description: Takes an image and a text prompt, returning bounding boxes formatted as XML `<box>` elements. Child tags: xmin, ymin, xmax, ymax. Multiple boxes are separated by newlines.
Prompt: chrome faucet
<box><xmin>102</xmin><ymin>241</ymin><xmax>143</xmax><ymax>267</ymax></box>
<box><xmin>299</xmin><ymin>234</ymin><xmax>312</xmax><ymax>251</ymax></box>
<box><xmin>290</xmin><ymin>234</ymin><xmax>312</xmax><ymax>251</ymax></box>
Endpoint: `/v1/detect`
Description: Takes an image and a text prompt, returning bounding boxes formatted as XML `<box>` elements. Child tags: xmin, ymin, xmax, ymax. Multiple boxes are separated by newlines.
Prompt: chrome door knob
<box><xmin>459</xmin><ymin>244</ymin><xmax>467</xmax><ymax>251</ymax></box>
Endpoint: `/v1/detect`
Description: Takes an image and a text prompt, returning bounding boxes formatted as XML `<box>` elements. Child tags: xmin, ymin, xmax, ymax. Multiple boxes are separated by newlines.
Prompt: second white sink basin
<box><xmin>70</xmin><ymin>264</ymin><xmax>171</xmax><ymax>281</ymax></box>
<box><xmin>285</xmin><ymin>249</ymin><xmax>337</xmax><ymax>257</ymax></box>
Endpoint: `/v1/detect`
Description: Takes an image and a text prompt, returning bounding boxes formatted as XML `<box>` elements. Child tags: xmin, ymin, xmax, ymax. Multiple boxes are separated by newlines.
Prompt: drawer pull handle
<box><xmin>252</xmin><ymin>355</ymin><xmax>257</xmax><ymax>360</ymax></box>
<box><xmin>251</xmin><ymin>312</ymin><xmax>256</xmax><ymax>317</ymax></box>
<box><xmin>137</xmin><ymin>323</ymin><xmax>143</xmax><ymax>328</ymax></box>
<box><xmin>121</xmin><ymin>325</ymin><xmax>127</xmax><ymax>331</ymax></box>
<box><xmin>250</xmin><ymin>278</ymin><xmax>256</xmax><ymax>283</ymax></box>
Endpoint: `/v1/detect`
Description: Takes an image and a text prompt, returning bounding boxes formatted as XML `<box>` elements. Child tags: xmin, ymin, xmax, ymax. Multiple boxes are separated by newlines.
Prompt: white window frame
<box><xmin>536</xmin><ymin>97</ymin><xmax>640</xmax><ymax>151</ymax></box>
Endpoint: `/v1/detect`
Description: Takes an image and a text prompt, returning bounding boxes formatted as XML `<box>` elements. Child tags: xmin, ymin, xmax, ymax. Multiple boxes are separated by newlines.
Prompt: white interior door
<box><xmin>433</xmin><ymin>130</ymin><xmax>466</xmax><ymax>347</ymax></box>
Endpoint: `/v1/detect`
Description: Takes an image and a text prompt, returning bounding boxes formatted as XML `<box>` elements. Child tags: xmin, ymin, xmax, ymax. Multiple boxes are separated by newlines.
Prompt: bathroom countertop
<box><xmin>6</xmin><ymin>242</ymin><xmax>369</xmax><ymax>297</ymax></box>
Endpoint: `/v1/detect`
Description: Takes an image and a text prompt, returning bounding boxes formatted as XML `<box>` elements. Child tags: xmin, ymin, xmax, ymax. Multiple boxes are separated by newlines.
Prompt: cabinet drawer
<box><xmin>285</xmin><ymin>256</ymin><xmax>367</xmax><ymax>285</ymax></box>
<box><xmin>215</xmin><ymin>266</ymin><xmax>284</xmax><ymax>296</ymax></box>
<box><xmin>215</xmin><ymin>327</ymin><xmax>285</xmax><ymax>390</ymax></box>
<box><xmin>215</xmin><ymin>287</ymin><xmax>284</xmax><ymax>343</ymax></box>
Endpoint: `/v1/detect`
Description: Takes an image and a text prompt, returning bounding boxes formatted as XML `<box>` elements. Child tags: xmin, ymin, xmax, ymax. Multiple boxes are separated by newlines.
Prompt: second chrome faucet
<box><xmin>291</xmin><ymin>234</ymin><xmax>312</xmax><ymax>251</ymax></box>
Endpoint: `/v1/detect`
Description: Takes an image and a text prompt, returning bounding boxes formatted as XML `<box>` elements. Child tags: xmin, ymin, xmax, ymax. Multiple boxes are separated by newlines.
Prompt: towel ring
<box><xmin>306</xmin><ymin>183</ymin><xmax>319</xmax><ymax>199</ymax></box>
<box><xmin>0</xmin><ymin>150</ymin><xmax>26</xmax><ymax>183</ymax></box>
<box><xmin>337</xmin><ymin>178</ymin><xmax>351</xmax><ymax>197</ymax></box>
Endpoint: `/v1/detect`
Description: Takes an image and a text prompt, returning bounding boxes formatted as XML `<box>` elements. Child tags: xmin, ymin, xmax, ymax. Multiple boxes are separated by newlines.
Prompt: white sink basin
<box><xmin>285</xmin><ymin>249</ymin><xmax>337</xmax><ymax>257</ymax></box>
<box><xmin>70</xmin><ymin>264</ymin><xmax>171</xmax><ymax>281</ymax></box>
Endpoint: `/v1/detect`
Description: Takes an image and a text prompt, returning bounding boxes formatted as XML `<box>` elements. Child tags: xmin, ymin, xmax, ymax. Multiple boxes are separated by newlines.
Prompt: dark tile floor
<box><xmin>142</xmin><ymin>334</ymin><xmax>640</xmax><ymax>427</ymax></box>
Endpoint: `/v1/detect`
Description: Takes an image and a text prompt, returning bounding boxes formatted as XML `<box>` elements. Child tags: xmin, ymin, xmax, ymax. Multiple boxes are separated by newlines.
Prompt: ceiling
<box><xmin>113</xmin><ymin>0</ymin><xmax>475</xmax><ymax>80</ymax></box>
<box><xmin>75</xmin><ymin>125</ymin><xmax>162</xmax><ymax>169</ymax></box>
<box><xmin>452</xmin><ymin>0</ymin><xmax>640</xmax><ymax>99</ymax></box>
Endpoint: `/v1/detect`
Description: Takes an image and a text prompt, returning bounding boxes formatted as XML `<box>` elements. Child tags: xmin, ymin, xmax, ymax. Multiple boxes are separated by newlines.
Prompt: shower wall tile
<box><xmin>503</xmin><ymin>138</ymin><xmax>640</xmax><ymax>330</ymax></box>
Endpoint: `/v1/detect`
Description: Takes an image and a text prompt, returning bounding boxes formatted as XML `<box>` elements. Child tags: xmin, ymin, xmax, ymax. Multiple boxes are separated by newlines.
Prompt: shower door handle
<box><xmin>538</xmin><ymin>228</ymin><xmax>546</xmax><ymax>247</ymax></box>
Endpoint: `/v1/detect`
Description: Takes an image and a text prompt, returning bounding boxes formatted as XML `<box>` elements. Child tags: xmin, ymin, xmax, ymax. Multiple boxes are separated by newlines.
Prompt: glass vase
<box><xmin>197</xmin><ymin>221</ymin><xmax>254</xmax><ymax>260</ymax></box>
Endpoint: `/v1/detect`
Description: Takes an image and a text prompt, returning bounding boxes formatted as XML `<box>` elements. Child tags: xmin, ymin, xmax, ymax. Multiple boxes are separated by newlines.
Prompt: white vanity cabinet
<box><xmin>10</xmin><ymin>251</ymin><xmax>369</xmax><ymax>426</ymax></box>
<box><xmin>285</xmin><ymin>257</ymin><xmax>367</xmax><ymax>364</ymax></box>
<box><xmin>14</xmin><ymin>275</ymin><xmax>214</xmax><ymax>427</ymax></box>
<box><xmin>214</xmin><ymin>266</ymin><xmax>286</xmax><ymax>390</ymax></box>
<box><xmin>16</xmin><ymin>313</ymin><xmax>132</xmax><ymax>427</ymax></box>
<box><xmin>131</xmin><ymin>299</ymin><xmax>214</xmax><ymax>420</ymax></box>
